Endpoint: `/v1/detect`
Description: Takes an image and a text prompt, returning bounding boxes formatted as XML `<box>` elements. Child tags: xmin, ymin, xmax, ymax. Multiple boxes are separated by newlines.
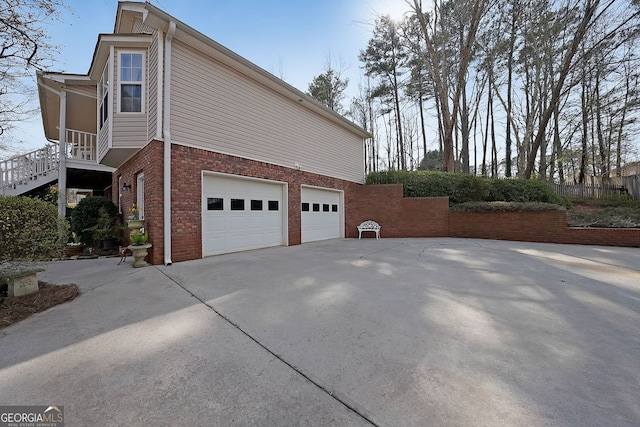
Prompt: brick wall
<box><xmin>112</xmin><ymin>140</ymin><xmax>164</xmax><ymax>265</ymax></box>
<box><xmin>115</xmin><ymin>142</ymin><xmax>360</xmax><ymax>264</ymax></box>
<box><xmin>450</xmin><ymin>210</ymin><xmax>640</xmax><ymax>247</ymax></box>
<box><xmin>114</xmin><ymin>147</ymin><xmax>640</xmax><ymax>266</ymax></box>
<box><xmin>346</xmin><ymin>184</ymin><xmax>449</xmax><ymax>238</ymax></box>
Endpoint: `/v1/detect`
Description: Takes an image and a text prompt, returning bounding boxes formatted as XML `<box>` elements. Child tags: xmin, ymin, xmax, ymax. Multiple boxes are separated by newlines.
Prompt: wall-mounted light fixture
<box><xmin>122</xmin><ymin>183</ymin><xmax>132</xmax><ymax>191</ymax></box>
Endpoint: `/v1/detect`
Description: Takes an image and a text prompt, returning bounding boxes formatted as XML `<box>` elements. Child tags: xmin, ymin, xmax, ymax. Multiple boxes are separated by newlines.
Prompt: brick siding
<box><xmin>114</xmin><ymin>148</ymin><xmax>639</xmax><ymax>266</ymax></box>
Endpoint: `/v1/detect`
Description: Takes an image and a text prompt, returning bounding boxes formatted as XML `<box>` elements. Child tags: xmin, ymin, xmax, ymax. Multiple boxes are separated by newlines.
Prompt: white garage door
<box><xmin>202</xmin><ymin>174</ymin><xmax>286</xmax><ymax>256</ymax></box>
<box><xmin>301</xmin><ymin>186</ymin><xmax>342</xmax><ymax>243</ymax></box>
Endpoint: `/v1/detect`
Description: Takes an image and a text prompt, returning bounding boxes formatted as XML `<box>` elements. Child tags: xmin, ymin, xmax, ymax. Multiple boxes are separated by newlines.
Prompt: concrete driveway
<box><xmin>1</xmin><ymin>238</ymin><xmax>639</xmax><ymax>426</ymax></box>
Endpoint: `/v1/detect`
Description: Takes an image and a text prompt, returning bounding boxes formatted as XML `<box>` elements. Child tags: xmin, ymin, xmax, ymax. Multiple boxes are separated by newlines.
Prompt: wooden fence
<box><xmin>550</xmin><ymin>176</ymin><xmax>640</xmax><ymax>201</ymax></box>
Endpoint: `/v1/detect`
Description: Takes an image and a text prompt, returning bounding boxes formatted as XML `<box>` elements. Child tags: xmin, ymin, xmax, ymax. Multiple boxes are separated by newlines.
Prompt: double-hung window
<box><xmin>119</xmin><ymin>52</ymin><xmax>144</xmax><ymax>113</ymax></box>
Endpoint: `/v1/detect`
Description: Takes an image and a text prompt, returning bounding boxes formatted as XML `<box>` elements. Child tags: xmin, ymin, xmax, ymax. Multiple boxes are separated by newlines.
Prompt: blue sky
<box><xmin>4</xmin><ymin>0</ymin><xmax>412</xmax><ymax>156</ymax></box>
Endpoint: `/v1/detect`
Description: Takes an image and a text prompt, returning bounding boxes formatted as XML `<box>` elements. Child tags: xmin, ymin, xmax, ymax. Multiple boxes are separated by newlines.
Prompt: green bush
<box><xmin>451</xmin><ymin>201</ymin><xmax>566</xmax><ymax>212</ymax></box>
<box><xmin>366</xmin><ymin>170</ymin><xmax>489</xmax><ymax>203</ymax></box>
<box><xmin>366</xmin><ymin>171</ymin><xmax>570</xmax><ymax>207</ymax></box>
<box><xmin>0</xmin><ymin>196</ymin><xmax>69</xmax><ymax>260</ymax></box>
<box><xmin>486</xmin><ymin>178</ymin><xmax>570</xmax><ymax>207</ymax></box>
<box><xmin>69</xmin><ymin>197</ymin><xmax>118</xmax><ymax>245</ymax></box>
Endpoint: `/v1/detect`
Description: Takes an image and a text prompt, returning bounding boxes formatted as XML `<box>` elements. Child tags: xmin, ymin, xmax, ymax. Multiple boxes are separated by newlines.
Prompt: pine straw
<box><xmin>0</xmin><ymin>281</ymin><xmax>80</xmax><ymax>329</ymax></box>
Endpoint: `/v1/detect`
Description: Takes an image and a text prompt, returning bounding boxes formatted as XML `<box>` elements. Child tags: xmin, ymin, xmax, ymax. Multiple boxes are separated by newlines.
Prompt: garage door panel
<box><xmin>203</xmin><ymin>175</ymin><xmax>285</xmax><ymax>256</ymax></box>
<box><xmin>301</xmin><ymin>187</ymin><xmax>342</xmax><ymax>243</ymax></box>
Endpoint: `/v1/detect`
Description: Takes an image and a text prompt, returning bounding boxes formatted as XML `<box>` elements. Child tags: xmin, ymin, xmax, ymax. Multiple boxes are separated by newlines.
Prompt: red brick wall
<box><xmin>112</xmin><ymin>140</ymin><xmax>164</xmax><ymax>265</ymax></box>
<box><xmin>114</xmin><ymin>146</ymin><xmax>640</xmax><ymax>266</ymax></box>
<box><xmin>346</xmin><ymin>184</ymin><xmax>449</xmax><ymax>238</ymax></box>
<box><xmin>450</xmin><ymin>210</ymin><xmax>640</xmax><ymax>247</ymax></box>
<box><xmin>114</xmin><ymin>141</ymin><xmax>361</xmax><ymax>264</ymax></box>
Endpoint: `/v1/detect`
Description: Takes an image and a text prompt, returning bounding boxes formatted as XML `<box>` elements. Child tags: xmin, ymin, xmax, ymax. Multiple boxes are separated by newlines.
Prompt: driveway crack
<box><xmin>156</xmin><ymin>267</ymin><xmax>378</xmax><ymax>426</ymax></box>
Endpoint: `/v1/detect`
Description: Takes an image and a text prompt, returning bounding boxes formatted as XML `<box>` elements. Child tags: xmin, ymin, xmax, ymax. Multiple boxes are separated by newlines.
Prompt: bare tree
<box><xmin>410</xmin><ymin>0</ymin><xmax>490</xmax><ymax>172</ymax></box>
<box><xmin>0</xmin><ymin>0</ymin><xmax>68</xmax><ymax>141</ymax></box>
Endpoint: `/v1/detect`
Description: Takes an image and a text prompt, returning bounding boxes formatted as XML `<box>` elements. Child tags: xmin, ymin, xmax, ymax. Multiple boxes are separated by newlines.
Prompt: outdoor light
<box><xmin>122</xmin><ymin>183</ymin><xmax>132</xmax><ymax>191</ymax></box>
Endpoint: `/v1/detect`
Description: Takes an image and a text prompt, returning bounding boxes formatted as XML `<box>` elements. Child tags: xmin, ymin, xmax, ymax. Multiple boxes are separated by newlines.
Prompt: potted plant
<box><xmin>127</xmin><ymin>203</ymin><xmax>144</xmax><ymax>230</ymax></box>
<box><xmin>65</xmin><ymin>232</ymin><xmax>85</xmax><ymax>257</ymax></box>
<box><xmin>128</xmin><ymin>229</ymin><xmax>152</xmax><ymax>267</ymax></box>
<box><xmin>87</xmin><ymin>207</ymin><xmax>120</xmax><ymax>250</ymax></box>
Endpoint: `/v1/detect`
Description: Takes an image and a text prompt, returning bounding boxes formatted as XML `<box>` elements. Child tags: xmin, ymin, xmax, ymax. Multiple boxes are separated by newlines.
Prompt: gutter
<box><xmin>163</xmin><ymin>21</ymin><xmax>176</xmax><ymax>266</ymax></box>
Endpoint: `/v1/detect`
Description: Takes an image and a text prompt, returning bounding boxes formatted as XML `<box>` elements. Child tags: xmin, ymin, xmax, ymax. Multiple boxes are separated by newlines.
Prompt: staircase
<box><xmin>1</xmin><ymin>145</ymin><xmax>60</xmax><ymax>196</ymax></box>
<box><xmin>0</xmin><ymin>129</ymin><xmax>105</xmax><ymax>196</ymax></box>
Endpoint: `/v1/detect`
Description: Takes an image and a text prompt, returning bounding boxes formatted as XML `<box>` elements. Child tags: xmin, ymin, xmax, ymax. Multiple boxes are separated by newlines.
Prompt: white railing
<box><xmin>66</xmin><ymin>129</ymin><xmax>97</xmax><ymax>161</ymax></box>
<box><xmin>0</xmin><ymin>144</ymin><xmax>59</xmax><ymax>191</ymax></box>
<box><xmin>0</xmin><ymin>129</ymin><xmax>98</xmax><ymax>193</ymax></box>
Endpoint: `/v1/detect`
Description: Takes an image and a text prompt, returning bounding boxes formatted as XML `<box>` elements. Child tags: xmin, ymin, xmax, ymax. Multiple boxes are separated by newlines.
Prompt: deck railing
<box><xmin>0</xmin><ymin>129</ymin><xmax>98</xmax><ymax>193</ymax></box>
<box><xmin>66</xmin><ymin>129</ymin><xmax>97</xmax><ymax>161</ymax></box>
<box><xmin>0</xmin><ymin>144</ymin><xmax>59</xmax><ymax>191</ymax></box>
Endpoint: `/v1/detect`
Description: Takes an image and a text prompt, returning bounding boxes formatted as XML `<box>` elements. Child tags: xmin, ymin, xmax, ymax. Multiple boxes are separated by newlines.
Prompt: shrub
<box><xmin>486</xmin><ymin>178</ymin><xmax>570</xmax><ymax>207</ymax></box>
<box><xmin>451</xmin><ymin>201</ymin><xmax>566</xmax><ymax>212</ymax></box>
<box><xmin>366</xmin><ymin>171</ymin><xmax>570</xmax><ymax>207</ymax></box>
<box><xmin>0</xmin><ymin>196</ymin><xmax>69</xmax><ymax>260</ymax></box>
<box><xmin>69</xmin><ymin>197</ymin><xmax>118</xmax><ymax>245</ymax></box>
<box><xmin>366</xmin><ymin>170</ymin><xmax>489</xmax><ymax>203</ymax></box>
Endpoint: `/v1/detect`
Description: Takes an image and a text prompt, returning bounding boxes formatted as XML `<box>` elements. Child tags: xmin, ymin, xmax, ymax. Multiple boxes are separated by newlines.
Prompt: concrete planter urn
<box><xmin>127</xmin><ymin>219</ymin><xmax>144</xmax><ymax>230</ymax></box>
<box><xmin>127</xmin><ymin>243</ymin><xmax>152</xmax><ymax>267</ymax></box>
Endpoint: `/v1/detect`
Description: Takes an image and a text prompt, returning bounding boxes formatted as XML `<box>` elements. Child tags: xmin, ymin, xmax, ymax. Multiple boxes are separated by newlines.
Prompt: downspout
<box><xmin>163</xmin><ymin>21</ymin><xmax>176</xmax><ymax>265</ymax></box>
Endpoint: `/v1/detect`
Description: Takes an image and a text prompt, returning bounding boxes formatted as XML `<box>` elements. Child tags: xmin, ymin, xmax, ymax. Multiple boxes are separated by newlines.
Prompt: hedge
<box><xmin>0</xmin><ymin>196</ymin><xmax>69</xmax><ymax>260</ymax></box>
<box><xmin>366</xmin><ymin>171</ymin><xmax>570</xmax><ymax>206</ymax></box>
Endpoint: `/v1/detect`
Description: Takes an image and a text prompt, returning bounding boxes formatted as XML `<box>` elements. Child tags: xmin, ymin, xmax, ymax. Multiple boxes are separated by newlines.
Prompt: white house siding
<box><xmin>147</xmin><ymin>32</ymin><xmax>159</xmax><ymax>141</ymax></box>
<box><xmin>111</xmin><ymin>47</ymin><xmax>149</xmax><ymax>148</ymax></box>
<box><xmin>98</xmin><ymin>119</ymin><xmax>110</xmax><ymax>161</ymax></box>
<box><xmin>169</xmin><ymin>41</ymin><xmax>364</xmax><ymax>184</ymax></box>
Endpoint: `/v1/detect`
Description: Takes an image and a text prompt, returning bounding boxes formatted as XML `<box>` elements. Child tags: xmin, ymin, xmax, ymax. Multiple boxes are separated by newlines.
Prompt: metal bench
<box><xmin>357</xmin><ymin>220</ymin><xmax>381</xmax><ymax>239</ymax></box>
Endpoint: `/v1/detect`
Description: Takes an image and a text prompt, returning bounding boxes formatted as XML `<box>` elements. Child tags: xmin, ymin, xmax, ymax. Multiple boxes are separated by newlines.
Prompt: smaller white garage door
<box><xmin>301</xmin><ymin>186</ymin><xmax>342</xmax><ymax>243</ymax></box>
<box><xmin>202</xmin><ymin>174</ymin><xmax>286</xmax><ymax>256</ymax></box>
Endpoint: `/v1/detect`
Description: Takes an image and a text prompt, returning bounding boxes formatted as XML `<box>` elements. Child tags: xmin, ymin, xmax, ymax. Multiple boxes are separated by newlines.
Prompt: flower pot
<box><xmin>65</xmin><ymin>244</ymin><xmax>85</xmax><ymax>257</ymax></box>
<box><xmin>127</xmin><ymin>219</ymin><xmax>144</xmax><ymax>230</ymax></box>
<box><xmin>100</xmin><ymin>237</ymin><xmax>117</xmax><ymax>251</ymax></box>
<box><xmin>128</xmin><ymin>243</ymin><xmax>152</xmax><ymax>268</ymax></box>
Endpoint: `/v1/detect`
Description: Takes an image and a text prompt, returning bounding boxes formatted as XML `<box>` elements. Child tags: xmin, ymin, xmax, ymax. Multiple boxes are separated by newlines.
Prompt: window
<box><xmin>251</xmin><ymin>200</ymin><xmax>263</xmax><ymax>211</ymax></box>
<box><xmin>313</xmin><ymin>203</ymin><xmax>320</xmax><ymax>212</ymax></box>
<box><xmin>119</xmin><ymin>52</ymin><xmax>144</xmax><ymax>113</ymax></box>
<box><xmin>207</xmin><ymin>198</ymin><xmax>223</xmax><ymax>210</ymax></box>
<box><xmin>332</xmin><ymin>204</ymin><xmax>338</xmax><ymax>212</ymax></box>
<box><xmin>301</xmin><ymin>203</ymin><xmax>309</xmax><ymax>212</ymax></box>
<box><xmin>323</xmin><ymin>204</ymin><xmax>330</xmax><ymax>212</ymax></box>
<box><xmin>136</xmin><ymin>173</ymin><xmax>145</xmax><ymax>219</ymax></box>
<box><xmin>231</xmin><ymin>199</ymin><xmax>245</xmax><ymax>210</ymax></box>
<box><xmin>99</xmin><ymin>64</ymin><xmax>109</xmax><ymax>129</ymax></box>
<box><xmin>268</xmin><ymin>200</ymin><xmax>279</xmax><ymax>211</ymax></box>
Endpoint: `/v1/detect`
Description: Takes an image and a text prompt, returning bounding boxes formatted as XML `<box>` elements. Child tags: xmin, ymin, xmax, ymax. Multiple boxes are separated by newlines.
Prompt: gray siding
<box><xmin>170</xmin><ymin>41</ymin><xmax>364</xmax><ymax>183</ymax></box>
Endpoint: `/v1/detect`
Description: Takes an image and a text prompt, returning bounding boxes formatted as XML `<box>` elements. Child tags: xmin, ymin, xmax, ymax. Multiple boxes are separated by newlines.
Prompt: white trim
<box><xmin>57</xmin><ymin>90</ymin><xmax>67</xmax><ymax>217</ymax></box>
<box><xmin>136</xmin><ymin>172</ymin><xmax>145</xmax><ymax>219</ymax></box>
<box><xmin>117</xmin><ymin>50</ymin><xmax>146</xmax><ymax>114</ymax></box>
<box><xmin>163</xmin><ymin>21</ymin><xmax>176</xmax><ymax>266</ymax></box>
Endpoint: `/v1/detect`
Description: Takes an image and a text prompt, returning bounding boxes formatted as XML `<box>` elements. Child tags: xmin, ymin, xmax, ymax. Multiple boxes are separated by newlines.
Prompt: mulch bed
<box><xmin>0</xmin><ymin>281</ymin><xmax>80</xmax><ymax>330</ymax></box>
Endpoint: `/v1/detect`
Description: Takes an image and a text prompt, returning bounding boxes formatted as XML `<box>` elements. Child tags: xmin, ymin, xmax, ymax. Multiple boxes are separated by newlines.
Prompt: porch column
<box><xmin>57</xmin><ymin>90</ymin><xmax>67</xmax><ymax>217</ymax></box>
